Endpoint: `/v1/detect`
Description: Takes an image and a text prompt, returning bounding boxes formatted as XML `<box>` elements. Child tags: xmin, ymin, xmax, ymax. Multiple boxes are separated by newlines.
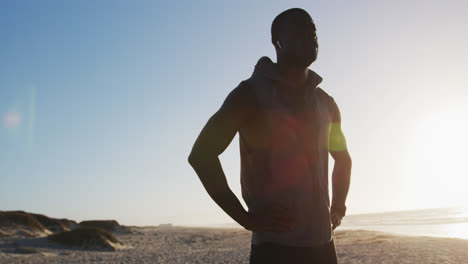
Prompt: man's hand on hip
<box><xmin>330</xmin><ymin>204</ymin><xmax>346</xmax><ymax>230</ymax></box>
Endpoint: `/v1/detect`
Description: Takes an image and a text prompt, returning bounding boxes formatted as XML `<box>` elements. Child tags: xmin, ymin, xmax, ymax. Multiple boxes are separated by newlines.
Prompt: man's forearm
<box><xmin>188</xmin><ymin>155</ymin><xmax>249</xmax><ymax>228</ymax></box>
<box><xmin>331</xmin><ymin>157</ymin><xmax>352</xmax><ymax>211</ymax></box>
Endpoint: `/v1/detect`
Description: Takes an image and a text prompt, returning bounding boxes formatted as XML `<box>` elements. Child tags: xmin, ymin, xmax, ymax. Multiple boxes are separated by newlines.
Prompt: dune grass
<box><xmin>0</xmin><ymin>211</ymin><xmax>47</xmax><ymax>232</ymax></box>
<box><xmin>48</xmin><ymin>226</ymin><xmax>121</xmax><ymax>251</ymax></box>
<box><xmin>79</xmin><ymin>220</ymin><xmax>120</xmax><ymax>232</ymax></box>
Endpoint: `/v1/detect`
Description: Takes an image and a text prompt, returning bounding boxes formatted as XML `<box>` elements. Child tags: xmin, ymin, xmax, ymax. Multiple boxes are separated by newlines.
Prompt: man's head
<box><xmin>271</xmin><ymin>8</ymin><xmax>318</xmax><ymax>68</ymax></box>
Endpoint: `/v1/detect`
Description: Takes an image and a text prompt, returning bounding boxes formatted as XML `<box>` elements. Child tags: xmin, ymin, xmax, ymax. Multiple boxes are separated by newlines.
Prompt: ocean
<box><xmin>339</xmin><ymin>206</ymin><xmax>468</xmax><ymax>239</ymax></box>
<box><xmin>213</xmin><ymin>207</ymin><xmax>468</xmax><ymax>240</ymax></box>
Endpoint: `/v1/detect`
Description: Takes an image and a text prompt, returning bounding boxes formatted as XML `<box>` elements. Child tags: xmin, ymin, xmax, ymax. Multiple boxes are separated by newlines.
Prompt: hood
<box><xmin>250</xmin><ymin>56</ymin><xmax>323</xmax><ymax>92</ymax></box>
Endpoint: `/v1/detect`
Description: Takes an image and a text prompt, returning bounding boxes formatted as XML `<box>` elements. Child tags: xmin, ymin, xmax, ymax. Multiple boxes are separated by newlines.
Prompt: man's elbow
<box><xmin>188</xmin><ymin>149</ymin><xmax>201</xmax><ymax>167</ymax></box>
<box><xmin>188</xmin><ymin>148</ymin><xmax>214</xmax><ymax>168</ymax></box>
<box><xmin>188</xmin><ymin>154</ymin><xmax>194</xmax><ymax>166</ymax></box>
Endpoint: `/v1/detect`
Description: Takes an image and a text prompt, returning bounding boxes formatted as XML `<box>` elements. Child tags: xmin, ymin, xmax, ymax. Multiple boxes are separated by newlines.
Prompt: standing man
<box><xmin>188</xmin><ymin>8</ymin><xmax>351</xmax><ymax>263</ymax></box>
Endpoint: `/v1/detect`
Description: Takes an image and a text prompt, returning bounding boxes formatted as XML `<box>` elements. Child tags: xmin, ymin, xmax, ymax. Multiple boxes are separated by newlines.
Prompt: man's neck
<box><xmin>276</xmin><ymin>60</ymin><xmax>310</xmax><ymax>97</ymax></box>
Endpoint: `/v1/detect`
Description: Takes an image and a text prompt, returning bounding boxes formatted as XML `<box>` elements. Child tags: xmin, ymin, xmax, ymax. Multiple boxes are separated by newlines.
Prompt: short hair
<box><xmin>271</xmin><ymin>8</ymin><xmax>313</xmax><ymax>44</ymax></box>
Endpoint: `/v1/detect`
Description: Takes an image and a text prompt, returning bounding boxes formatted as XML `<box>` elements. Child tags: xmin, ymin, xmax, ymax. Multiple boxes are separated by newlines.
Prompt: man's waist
<box><xmin>251</xmin><ymin>216</ymin><xmax>333</xmax><ymax>248</ymax></box>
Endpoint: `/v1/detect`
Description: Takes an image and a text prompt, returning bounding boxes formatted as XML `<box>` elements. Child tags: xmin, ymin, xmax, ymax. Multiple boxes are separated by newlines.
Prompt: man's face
<box><xmin>278</xmin><ymin>15</ymin><xmax>318</xmax><ymax>68</ymax></box>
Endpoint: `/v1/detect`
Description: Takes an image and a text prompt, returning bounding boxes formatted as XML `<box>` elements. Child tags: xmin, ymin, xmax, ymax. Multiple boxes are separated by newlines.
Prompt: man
<box><xmin>188</xmin><ymin>8</ymin><xmax>351</xmax><ymax>264</ymax></box>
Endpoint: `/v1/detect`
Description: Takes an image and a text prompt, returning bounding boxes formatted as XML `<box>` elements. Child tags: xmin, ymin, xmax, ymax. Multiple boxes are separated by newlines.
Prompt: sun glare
<box><xmin>407</xmin><ymin>107</ymin><xmax>468</xmax><ymax>208</ymax></box>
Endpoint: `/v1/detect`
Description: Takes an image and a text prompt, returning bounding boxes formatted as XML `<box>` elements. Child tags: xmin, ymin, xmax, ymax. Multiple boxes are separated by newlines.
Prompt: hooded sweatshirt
<box><xmin>238</xmin><ymin>56</ymin><xmax>340</xmax><ymax>247</ymax></box>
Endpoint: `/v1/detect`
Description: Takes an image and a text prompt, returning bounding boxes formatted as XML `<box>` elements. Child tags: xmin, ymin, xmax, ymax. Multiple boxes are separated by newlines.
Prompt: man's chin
<box><xmin>282</xmin><ymin>54</ymin><xmax>316</xmax><ymax>69</ymax></box>
<box><xmin>293</xmin><ymin>55</ymin><xmax>316</xmax><ymax>68</ymax></box>
<box><xmin>307</xmin><ymin>54</ymin><xmax>318</xmax><ymax>66</ymax></box>
<box><xmin>294</xmin><ymin>59</ymin><xmax>315</xmax><ymax>69</ymax></box>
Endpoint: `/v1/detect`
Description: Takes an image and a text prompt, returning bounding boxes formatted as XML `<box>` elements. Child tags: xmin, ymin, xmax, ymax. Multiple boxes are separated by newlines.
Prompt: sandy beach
<box><xmin>2</xmin><ymin>225</ymin><xmax>468</xmax><ymax>264</ymax></box>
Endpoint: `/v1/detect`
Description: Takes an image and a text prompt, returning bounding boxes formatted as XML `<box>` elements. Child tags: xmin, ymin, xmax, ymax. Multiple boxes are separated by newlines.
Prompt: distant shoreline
<box><xmin>170</xmin><ymin>206</ymin><xmax>468</xmax><ymax>240</ymax></box>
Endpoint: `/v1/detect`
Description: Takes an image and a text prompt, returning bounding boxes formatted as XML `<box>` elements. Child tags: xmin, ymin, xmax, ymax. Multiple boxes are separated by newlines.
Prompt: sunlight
<box><xmin>407</xmin><ymin>107</ymin><xmax>468</xmax><ymax>208</ymax></box>
<box><xmin>440</xmin><ymin>222</ymin><xmax>468</xmax><ymax>239</ymax></box>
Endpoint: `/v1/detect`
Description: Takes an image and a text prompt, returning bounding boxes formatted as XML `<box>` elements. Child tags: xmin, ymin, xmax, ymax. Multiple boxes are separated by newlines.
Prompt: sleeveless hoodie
<box><xmin>239</xmin><ymin>56</ymin><xmax>337</xmax><ymax>247</ymax></box>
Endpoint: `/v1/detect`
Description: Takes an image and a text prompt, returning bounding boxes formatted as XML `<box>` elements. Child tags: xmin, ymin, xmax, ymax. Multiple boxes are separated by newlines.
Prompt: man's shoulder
<box><xmin>314</xmin><ymin>87</ymin><xmax>333</xmax><ymax>102</ymax></box>
<box><xmin>232</xmin><ymin>79</ymin><xmax>254</xmax><ymax>96</ymax></box>
<box><xmin>222</xmin><ymin>79</ymin><xmax>257</xmax><ymax>110</ymax></box>
<box><xmin>217</xmin><ymin>80</ymin><xmax>258</xmax><ymax>130</ymax></box>
<box><xmin>313</xmin><ymin>87</ymin><xmax>341</xmax><ymax>118</ymax></box>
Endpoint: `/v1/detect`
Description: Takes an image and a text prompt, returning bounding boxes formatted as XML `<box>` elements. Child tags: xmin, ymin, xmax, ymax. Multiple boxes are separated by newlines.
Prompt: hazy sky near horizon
<box><xmin>1</xmin><ymin>0</ymin><xmax>468</xmax><ymax>226</ymax></box>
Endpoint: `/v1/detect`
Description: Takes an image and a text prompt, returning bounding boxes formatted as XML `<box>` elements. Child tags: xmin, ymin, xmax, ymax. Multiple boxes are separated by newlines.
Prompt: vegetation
<box><xmin>48</xmin><ymin>226</ymin><xmax>122</xmax><ymax>251</ymax></box>
<box><xmin>79</xmin><ymin>220</ymin><xmax>120</xmax><ymax>232</ymax></box>
<box><xmin>32</xmin><ymin>213</ymin><xmax>75</xmax><ymax>232</ymax></box>
<box><xmin>0</xmin><ymin>211</ymin><xmax>47</xmax><ymax>232</ymax></box>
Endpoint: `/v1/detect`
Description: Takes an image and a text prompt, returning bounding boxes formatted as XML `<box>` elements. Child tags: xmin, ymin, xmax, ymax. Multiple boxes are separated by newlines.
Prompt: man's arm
<box><xmin>328</xmin><ymin>97</ymin><xmax>352</xmax><ymax>229</ymax></box>
<box><xmin>188</xmin><ymin>82</ymin><xmax>253</xmax><ymax>228</ymax></box>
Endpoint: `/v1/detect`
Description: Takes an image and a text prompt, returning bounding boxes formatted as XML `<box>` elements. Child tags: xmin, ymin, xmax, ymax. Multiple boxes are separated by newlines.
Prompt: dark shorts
<box><xmin>249</xmin><ymin>239</ymin><xmax>338</xmax><ymax>264</ymax></box>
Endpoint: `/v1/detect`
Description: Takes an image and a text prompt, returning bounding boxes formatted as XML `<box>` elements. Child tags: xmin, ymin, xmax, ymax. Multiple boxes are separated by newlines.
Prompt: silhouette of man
<box><xmin>188</xmin><ymin>8</ymin><xmax>351</xmax><ymax>264</ymax></box>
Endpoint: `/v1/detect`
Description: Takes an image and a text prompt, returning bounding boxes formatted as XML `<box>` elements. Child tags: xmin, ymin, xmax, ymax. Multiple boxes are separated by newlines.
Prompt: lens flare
<box><xmin>3</xmin><ymin>111</ymin><xmax>22</xmax><ymax>129</ymax></box>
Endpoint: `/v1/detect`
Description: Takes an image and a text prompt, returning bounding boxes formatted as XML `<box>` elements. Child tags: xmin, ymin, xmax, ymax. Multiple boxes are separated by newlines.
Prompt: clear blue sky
<box><xmin>1</xmin><ymin>0</ymin><xmax>467</xmax><ymax>226</ymax></box>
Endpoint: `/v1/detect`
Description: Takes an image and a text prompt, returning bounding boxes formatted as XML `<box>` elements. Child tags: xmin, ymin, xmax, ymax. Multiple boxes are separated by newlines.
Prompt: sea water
<box><xmin>339</xmin><ymin>206</ymin><xmax>468</xmax><ymax>239</ymax></box>
<box><xmin>215</xmin><ymin>207</ymin><xmax>468</xmax><ymax>240</ymax></box>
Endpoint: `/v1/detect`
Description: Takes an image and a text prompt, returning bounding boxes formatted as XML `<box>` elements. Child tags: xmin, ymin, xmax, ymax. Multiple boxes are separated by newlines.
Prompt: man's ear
<box><xmin>276</xmin><ymin>40</ymin><xmax>282</xmax><ymax>49</ymax></box>
<box><xmin>272</xmin><ymin>38</ymin><xmax>281</xmax><ymax>50</ymax></box>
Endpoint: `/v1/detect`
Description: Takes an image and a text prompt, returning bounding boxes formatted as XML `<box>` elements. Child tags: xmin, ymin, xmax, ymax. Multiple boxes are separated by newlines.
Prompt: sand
<box><xmin>1</xmin><ymin>226</ymin><xmax>468</xmax><ymax>263</ymax></box>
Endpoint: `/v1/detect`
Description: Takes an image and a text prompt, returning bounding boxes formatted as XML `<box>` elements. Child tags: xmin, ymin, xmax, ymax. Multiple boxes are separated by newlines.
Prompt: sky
<box><xmin>1</xmin><ymin>0</ymin><xmax>467</xmax><ymax>227</ymax></box>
